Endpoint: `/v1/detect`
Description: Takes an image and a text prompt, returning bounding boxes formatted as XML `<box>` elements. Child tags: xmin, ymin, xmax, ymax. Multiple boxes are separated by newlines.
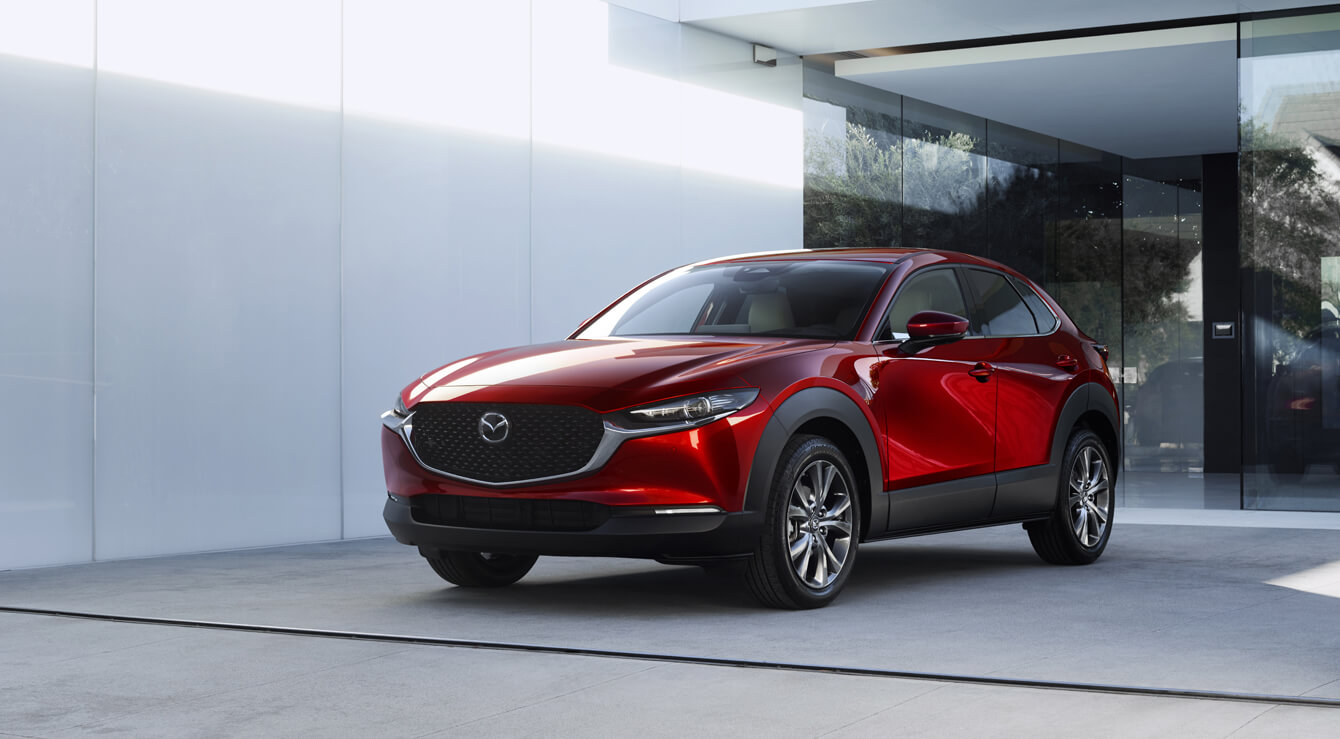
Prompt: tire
<box><xmin>425</xmin><ymin>551</ymin><xmax>538</xmax><ymax>587</ymax></box>
<box><xmin>745</xmin><ymin>434</ymin><xmax>861</xmax><ymax>609</ymax></box>
<box><xmin>1027</xmin><ymin>428</ymin><xmax>1114</xmax><ymax>565</ymax></box>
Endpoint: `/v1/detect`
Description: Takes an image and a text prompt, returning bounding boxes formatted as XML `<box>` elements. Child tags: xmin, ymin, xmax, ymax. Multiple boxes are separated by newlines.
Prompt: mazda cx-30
<box><xmin>380</xmin><ymin>249</ymin><xmax>1120</xmax><ymax>608</ymax></box>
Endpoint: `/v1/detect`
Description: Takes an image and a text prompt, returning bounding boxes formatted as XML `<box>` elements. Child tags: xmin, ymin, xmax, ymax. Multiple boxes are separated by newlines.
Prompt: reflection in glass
<box><xmin>902</xmin><ymin>98</ymin><xmax>986</xmax><ymax>253</ymax></box>
<box><xmin>985</xmin><ymin>121</ymin><xmax>1057</xmax><ymax>285</ymax></box>
<box><xmin>1053</xmin><ymin>141</ymin><xmax>1123</xmax><ymax>381</ymax></box>
<box><xmin>1120</xmin><ymin>161</ymin><xmax>1217</xmax><ymax>507</ymax></box>
<box><xmin>802</xmin><ymin>69</ymin><xmax>902</xmax><ymax>249</ymax></box>
<box><xmin>1241</xmin><ymin>11</ymin><xmax>1340</xmax><ymax>511</ymax></box>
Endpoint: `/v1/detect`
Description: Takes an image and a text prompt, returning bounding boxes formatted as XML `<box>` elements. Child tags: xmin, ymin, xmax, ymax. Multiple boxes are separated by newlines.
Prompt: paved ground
<box><xmin>3</xmin><ymin>519</ymin><xmax>1340</xmax><ymax>736</ymax></box>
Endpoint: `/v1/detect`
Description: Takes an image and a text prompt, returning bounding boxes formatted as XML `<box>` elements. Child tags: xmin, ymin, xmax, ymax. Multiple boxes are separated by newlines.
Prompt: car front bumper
<box><xmin>383</xmin><ymin>493</ymin><xmax>762</xmax><ymax>561</ymax></box>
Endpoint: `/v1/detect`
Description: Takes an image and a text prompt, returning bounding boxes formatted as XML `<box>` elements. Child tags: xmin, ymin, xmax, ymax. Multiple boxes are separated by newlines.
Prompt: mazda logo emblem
<box><xmin>478</xmin><ymin>411</ymin><xmax>510</xmax><ymax>444</ymax></box>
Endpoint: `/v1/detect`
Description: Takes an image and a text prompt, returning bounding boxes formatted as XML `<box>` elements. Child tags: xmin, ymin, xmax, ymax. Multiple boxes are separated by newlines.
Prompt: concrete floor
<box><xmin>3</xmin><ymin>518</ymin><xmax>1340</xmax><ymax>736</ymax></box>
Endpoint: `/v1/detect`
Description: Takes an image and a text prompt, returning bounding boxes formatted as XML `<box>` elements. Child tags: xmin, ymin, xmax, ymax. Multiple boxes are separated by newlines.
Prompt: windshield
<box><xmin>576</xmin><ymin>260</ymin><xmax>892</xmax><ymax>340</ymax></box>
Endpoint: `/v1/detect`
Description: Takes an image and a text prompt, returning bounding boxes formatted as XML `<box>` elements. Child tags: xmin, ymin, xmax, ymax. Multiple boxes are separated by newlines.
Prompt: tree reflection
<box><xmin>804</xmin><ymin>120</ymin><xmax>901</xmax><ymax>250</ymax></box>
<box><xmin>902</xmin><ymin>129</ymin><xmax>984</xmax><ymax>251</ymax></box>
<box><xmin>1241</xmin><ymin>118</ymin><xmax>1340</xmax><ymax>343</ymax></box>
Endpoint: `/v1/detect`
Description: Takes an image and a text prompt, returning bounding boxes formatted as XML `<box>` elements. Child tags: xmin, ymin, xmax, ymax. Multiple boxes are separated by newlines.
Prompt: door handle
<box><xmin>1055</xmin><ymin>355</ymin><xmax>1079</xmax><ymax>371</ymax></box>
<box><xmin>968</xmin><ymin>362</ymin><xmax>995</xmax><ymax>382</ymax></box>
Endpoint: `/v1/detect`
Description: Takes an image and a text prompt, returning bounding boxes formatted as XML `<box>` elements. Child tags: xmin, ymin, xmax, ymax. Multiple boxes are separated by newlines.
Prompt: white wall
<box><xmin>92</xmin><ymin>0</ymin><xmax>345</xmax><ymax>560</ymax></box>
<box><xmin>0</xmin><ymin>0</ymin><xmax>801</xmax><ymax>568</ymax></box>
<box><xmin>0</xmin><ymin>1</ymin><xmax>96</xmax><ymax>568</ymax></box>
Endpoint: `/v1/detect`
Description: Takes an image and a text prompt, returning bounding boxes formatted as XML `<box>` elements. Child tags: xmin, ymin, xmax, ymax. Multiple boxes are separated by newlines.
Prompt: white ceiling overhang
<box><xmin>678</xmin><ymin>0</ymin><xmax>1310</xmax><ymax>54</ymax></box>
<box><xmin>606</xmin><ymin>0</ymin><xmax>1322</xmax><ymax>159</ymax></box>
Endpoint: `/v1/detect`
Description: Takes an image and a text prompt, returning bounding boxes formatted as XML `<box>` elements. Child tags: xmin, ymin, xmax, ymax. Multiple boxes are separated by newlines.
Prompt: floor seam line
<box><xmin>3</xmin><ymin>605</ymin><xmax>1338</xmax><ymax>710</ymax></box>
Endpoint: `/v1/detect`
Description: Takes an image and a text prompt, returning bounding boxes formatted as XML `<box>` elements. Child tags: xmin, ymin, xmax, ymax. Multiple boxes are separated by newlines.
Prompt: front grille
<box><xmin>408</xmin><ymin>402</ymin><xmax>604</xmax><ymax>484</ymax></box>
<box><xmin>411</xmin><ymin>494</ymin><xmax>611</xmax><ymax>532</ymax></box>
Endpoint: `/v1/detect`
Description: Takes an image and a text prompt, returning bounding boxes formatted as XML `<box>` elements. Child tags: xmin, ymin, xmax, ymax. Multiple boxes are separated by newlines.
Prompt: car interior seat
<box><xmin>747</xmin><ymin>292</ymin><xmax>795</xmax><ymax>333</ymax></box>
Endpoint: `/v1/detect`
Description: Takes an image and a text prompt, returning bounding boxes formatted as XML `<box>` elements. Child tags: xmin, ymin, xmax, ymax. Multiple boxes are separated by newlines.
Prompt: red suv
<box><xmin>381</xmin><ymin>249</ymin><xmax>1119</xmax><ymax>608</ymax></box>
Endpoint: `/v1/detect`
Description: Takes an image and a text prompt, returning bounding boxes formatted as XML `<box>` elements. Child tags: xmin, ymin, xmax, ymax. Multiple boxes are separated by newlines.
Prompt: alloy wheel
<box><xmin>785</xmin><ymin>459</ymin><xmax>854</xmax><ymax>589</ymax></box>
<box><xmin>1068</xmin><ymin>445</ymin><xmax>1110</xmax><ymax>548</ymax></box>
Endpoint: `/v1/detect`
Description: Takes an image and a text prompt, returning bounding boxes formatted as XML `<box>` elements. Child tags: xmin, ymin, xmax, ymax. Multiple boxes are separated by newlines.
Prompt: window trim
<box><xmin>1008</xmin><ymin>273</ymin><xmax>1061</xmax><ymax>335</ymax></box>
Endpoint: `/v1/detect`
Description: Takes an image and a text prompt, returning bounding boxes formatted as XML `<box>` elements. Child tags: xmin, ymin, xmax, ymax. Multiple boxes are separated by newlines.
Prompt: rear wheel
<box><xmin>746</xmin><ymin>435</ymin><xmax>860</xmax><ymax>609</ymax></box>
<box><xmin>426</xmin><ymin>551</ymin><xmax>538</xmax><ymax>587</ymax></box>
<box><xmin>1027</xmin><ymin>428</ymin><xmax>1113</xmax><ymax>565</ymax></box>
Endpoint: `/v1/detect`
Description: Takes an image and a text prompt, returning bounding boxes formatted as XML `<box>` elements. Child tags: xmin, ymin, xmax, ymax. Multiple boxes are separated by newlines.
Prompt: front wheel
<box><xmin>426</xmin><ymin>551</ymin><xmax>538</xmax><ymax>587</ymax></box>
<box><xmin>745</xmin><ymin>435</ymin><xmax>861</xmax><ymax>609</ymax></box>
<box><xmin>1027</xmin><ymin>428</ymin><xmax>1114</xmax><ymax>565</ymax></box>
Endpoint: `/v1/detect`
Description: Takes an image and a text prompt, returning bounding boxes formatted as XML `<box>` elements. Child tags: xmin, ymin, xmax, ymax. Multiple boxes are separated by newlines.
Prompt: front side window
<box><xmin>880</xmin><ymin>268</ymin><xmax>969</xmax><ymax>340</ymax></box>
<box><xmin>965</xmin><ymin>269</ymin><xmax>1038</xmax><ymax>336</ymax></box>
<box><xmin>577</xmin><ymin>260</ymin><xmax>891</xmax><ymax>340</ymax></box>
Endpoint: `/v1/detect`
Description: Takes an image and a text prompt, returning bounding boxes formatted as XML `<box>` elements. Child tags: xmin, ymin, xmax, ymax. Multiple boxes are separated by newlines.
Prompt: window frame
<box><xmin>1007</xmin><ymin>273</ymin><xmax>1060</xmax><ymax>335</ymax></box>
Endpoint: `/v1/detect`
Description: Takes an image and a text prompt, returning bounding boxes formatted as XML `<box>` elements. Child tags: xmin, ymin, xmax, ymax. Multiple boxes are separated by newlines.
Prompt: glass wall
<box><xmin>1120</xmin><ymin>160</ymin><xmax>1221</xmax><ymax>507</ymax></box>
<box><xmin>803</xmin><ymin>70</ymin><xmax>902</xmax><ymax>249</ymax></box>
<box><xmin>1241</xmin><ymin>11</ymin><xmax>1340</xmax><ymax>511</ymax></box>
<box><xmin>985</xmin><ymin>121</ymin><xmax>1057</xmax><ymax>284</ymax></box>
<box><xmin>902</xmin><ymin>98</ymin><xmax>986</xmax><ymax>253</ymax></box>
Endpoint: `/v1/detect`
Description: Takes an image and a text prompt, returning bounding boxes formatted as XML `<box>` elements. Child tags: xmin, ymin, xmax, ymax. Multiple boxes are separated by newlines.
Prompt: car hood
<box><xmin>409</xmin><ymin>337</ymin><xmax>830</xmax><ymax>412</ymax></box>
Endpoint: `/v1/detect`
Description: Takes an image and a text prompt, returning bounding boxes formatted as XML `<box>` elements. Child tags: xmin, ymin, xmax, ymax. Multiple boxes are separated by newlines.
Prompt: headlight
<box><xmin>381</xmin><ymin>392</ymin><xmax>413</xmax><ymax>431</ymax></box>
<box><xmin>614</xmin><ymin>388</ymin><xmax>759</xmax><ymax>430</ymax></box>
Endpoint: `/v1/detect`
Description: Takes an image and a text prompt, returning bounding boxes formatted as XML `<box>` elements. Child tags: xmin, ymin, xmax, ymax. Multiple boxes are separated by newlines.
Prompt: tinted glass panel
<box><xmin>902</xmin><ymin>98</ymin><xmax>986</xmax><ymax>252</ymax></box>
<box><xmin>1241</xmin><ymin>11</ymin><xmax>1340</xmax><ymax>511</ymax></box>
<box><xmin>883</xmin><ymin>268</ymin><xmax>968</xmax><ymax>340</ymax></box>
<box><xmin>965</xmin><ymin>269</ymin><xmax>1037</xmax><ymax>336</ymax></box>
<box><xmin>987</xmin><ymin>121</ymin><xmax>1057</xmax><ymax>285</ymax></box>
<box><xmin>579</xmin><ymin>261</ymin><xmax>890</xmax><ymax>340</ymax></box>
<box><xmin>1120</xmin><ymin>163</ymin><xmax>1214</xmax><ymax>507</ymax></box>
<box><xmin>803</xmin><ymin>68</ymin><xmax>902</xmax><ymax>249</ymax></box>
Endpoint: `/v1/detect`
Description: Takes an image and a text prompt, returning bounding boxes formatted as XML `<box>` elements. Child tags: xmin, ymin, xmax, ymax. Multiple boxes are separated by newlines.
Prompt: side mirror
<box><xmin>901</xmin><ymin>311</ymin><xmax>969</xmax><ymax>354</ymax></box>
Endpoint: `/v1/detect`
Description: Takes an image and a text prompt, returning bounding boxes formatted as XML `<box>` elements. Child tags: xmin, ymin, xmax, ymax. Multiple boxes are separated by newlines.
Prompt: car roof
<box><xmin>691</xmin><ymin>248</ymin><xmax>1014</xmax><ymax>272</ymax></box>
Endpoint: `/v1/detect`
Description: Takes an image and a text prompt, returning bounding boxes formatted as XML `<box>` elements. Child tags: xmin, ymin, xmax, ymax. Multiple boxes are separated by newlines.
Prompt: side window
<box><xmin>1010</xmin><ymin>275</ymin><xmax>1058</xmax><ymax>333</ymax></box>
<box><xmin>881</xmin><ymin>269</ymin><xmax>969</xmax><ymax>340</ymax></box>
<box><xmin>965</xmin><ymin>269</ymin><xmax>1038</xmax><ymax>336</ymax></box>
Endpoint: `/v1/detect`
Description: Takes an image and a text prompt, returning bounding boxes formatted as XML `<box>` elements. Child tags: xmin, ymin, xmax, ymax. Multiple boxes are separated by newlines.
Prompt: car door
<box><xmin>871</xmin><ymin>266</ymin><xmax>998</xmax><ymax>532</ymax></box>
<box><xmin>959</xmin><ymin>268</ymin><xmax>1074</xmax><ymax>519</ymax></box>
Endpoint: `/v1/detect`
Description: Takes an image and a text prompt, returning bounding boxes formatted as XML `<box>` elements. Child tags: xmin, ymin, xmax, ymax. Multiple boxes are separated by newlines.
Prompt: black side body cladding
<box><xmin>1049</xmin><ymin>381</ymin><xmax>1121</xmax><ymax>470</ymax></box>
<box><xmin>743</xmin><ymin>386</ymin><xmax>886</xmax><ymax>539</ymax></box>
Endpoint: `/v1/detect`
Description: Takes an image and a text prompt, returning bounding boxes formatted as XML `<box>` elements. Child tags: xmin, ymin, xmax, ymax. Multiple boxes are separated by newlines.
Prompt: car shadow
<box><xmin>403</xmin><ymin>539</ymin><xmax>1047</xmax><ymax>616</ymax></box>
<box><xmin>412</xmin><ymin>562</ymin><xmax>759</xmax><ymax>614</ymax></box>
